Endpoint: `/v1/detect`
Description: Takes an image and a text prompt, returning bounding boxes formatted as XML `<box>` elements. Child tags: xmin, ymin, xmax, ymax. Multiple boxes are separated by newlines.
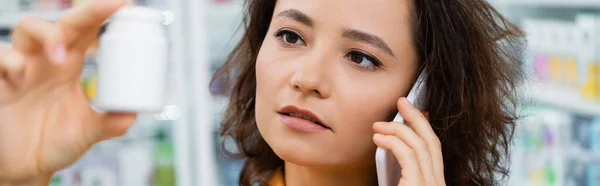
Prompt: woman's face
<box><xmin>255</xmin><ymin>0</ymin><xmax>418</xmax><ymax>168</ymax></box>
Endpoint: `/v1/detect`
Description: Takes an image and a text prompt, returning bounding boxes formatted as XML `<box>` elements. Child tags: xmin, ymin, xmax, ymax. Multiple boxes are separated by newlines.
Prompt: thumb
<box><xmin>79</xmin><ymin>111</ymin><xmax>136</xmax><ymax>149</ymax></box>
<box><xmin>100</xmin><ymin>113</ymin><xmax>138</xmax><ymax>140</ymax></box>
<box><xmin>85</xmin><ymin>112</ymin><xmax>137</xmax><ymax>143</ymax></box>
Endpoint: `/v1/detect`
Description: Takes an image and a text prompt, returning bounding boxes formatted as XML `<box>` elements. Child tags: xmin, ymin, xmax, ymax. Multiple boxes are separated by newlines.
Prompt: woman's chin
<box><xmin>257</xmin><ymin>120</ymin><xmax>376</xmax><ymax>168</ymax></box>
<box><xmin>268</xmin><ymin>138</ymin><xmax>339</xmax><ymax>167</ymax></box>
<box><xmin>267</xmin><ymin>138</ymin><xmax>368</xmax><ymax>169</ymax></box>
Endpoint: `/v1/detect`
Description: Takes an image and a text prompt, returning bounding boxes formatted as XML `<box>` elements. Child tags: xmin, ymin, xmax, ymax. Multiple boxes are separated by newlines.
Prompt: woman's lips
<box><xmin>278</xmin><ymin>113</ymin><xmax>330</xmax><ymax>133</ymax></box>
<box><xmin>277</xmin><ymin>105</ymin><xmax>331</xmax><ymax>133</ymax></box>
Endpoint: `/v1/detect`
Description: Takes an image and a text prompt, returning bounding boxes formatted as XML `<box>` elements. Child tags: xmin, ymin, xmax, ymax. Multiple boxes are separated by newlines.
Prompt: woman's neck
<box><xmin>283</xmin><ymin>162</ymin><xmax>378</xmax><ymax>186</ymax></box>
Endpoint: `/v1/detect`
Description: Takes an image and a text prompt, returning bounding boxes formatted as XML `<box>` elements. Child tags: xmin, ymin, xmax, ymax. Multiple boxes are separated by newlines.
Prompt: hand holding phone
<box><xmin>375</xmin><ymin>72</ymin><xmax>427</xmax><ymax>186</ymax></box>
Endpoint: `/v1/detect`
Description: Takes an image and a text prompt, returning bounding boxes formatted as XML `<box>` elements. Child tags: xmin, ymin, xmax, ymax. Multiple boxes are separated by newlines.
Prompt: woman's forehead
<box><xmin>273</xmin><ymin>0</ymin><xmax>413</xmax><ymax>27</ymax></box>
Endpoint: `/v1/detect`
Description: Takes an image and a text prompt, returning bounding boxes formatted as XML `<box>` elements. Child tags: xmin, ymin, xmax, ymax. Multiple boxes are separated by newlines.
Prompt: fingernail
<box><xmin>374</xmin><ymin>133</ymin><xmax>384</xmax><ymax>139</ymax></box>
<box><xmin>401</xmin><ymin>98</ymin><xmax>413</xmax><ymax>108</ymax></box>
<box><xmin>49</xmin><ymin>44</ymin><xmax>67</xmax><ymax>64</ymax></box>
<box><xmin>374</xmin><ymin>122</ymin><xmax>386</xmax><ymax>126</ymax></box>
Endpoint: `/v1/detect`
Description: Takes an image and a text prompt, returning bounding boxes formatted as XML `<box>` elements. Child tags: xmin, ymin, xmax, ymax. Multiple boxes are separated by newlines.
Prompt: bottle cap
<box><xmin>111</xmin><ymin>6</ymin><xmax>164</xmax><ymax>24</ymax></box>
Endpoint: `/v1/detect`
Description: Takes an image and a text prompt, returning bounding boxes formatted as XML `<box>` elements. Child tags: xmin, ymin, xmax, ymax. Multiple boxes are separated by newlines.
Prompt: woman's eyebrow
<box><xmin>276</xmin><ymin>9</ymin><xmax>313</xmax><ymax>27</ymax></box>
<box><xmin>343</xmin><ymin>29</ymin><xmax>395</xmax><ymax>57</ymax></box>
<box><xmin>276</xmin><ymin>9</ymin><xmax>395</xmax><ymax>57</ymax></box>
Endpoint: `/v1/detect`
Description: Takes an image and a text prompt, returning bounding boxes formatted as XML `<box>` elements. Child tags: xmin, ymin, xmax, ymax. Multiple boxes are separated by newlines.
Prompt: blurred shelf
<box><xmin>529</xmin><ymin>84</ymin><xmax>600</xmax><ymax>116</ymax></box>
<box><xmin>494</xmin><ymin>0</ymin><xmax>600</xmax><ymax>9</ymax></box>
<box><xmin>0</xmin><ymin>11</ymin><xmax>63</xmax><ymax>28</ymax></box>
<box><xmin>206</xmin><ymin>0</ymin><xmax>244</xmax><ymax>63</ymax></box>
<box><xmin>212</xmin><ymin>95</ymin><xmax>229</xmax><ymax>129</ymax></box>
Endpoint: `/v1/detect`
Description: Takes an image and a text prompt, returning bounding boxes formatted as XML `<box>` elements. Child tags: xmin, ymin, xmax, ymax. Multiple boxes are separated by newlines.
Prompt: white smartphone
<box><xmin>375</xmin><ymin>72</ymin><xmax>427</xmax><ymax>186</ymax></box>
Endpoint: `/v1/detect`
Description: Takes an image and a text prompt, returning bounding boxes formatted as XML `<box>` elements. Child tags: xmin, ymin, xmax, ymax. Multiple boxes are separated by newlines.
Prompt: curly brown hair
<box><xmin>210</xmin><ymin>0</ymin><xmax>525</xmax><ymax>185</ymax></box>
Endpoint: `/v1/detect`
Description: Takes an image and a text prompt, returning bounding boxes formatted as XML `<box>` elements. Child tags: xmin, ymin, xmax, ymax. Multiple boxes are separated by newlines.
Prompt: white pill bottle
<box><xmin>94</xmin><ymin>6</ymin><xmax>169</xmax><ymax>113</ymax></box>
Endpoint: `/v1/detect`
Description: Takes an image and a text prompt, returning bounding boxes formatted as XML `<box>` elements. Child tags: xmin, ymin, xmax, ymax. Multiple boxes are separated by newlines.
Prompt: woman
<box><xmin>0</xmin><ymin>0</ymin><xmax>523</xmax><ymax>185</ymax></box>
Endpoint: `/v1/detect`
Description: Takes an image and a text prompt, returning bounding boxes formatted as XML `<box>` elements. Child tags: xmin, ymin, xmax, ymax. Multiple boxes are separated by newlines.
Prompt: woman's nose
<box><xmin>289</xmin><ymin>53</ymin><xmax>332</xmax><ymax>98</ymax></box>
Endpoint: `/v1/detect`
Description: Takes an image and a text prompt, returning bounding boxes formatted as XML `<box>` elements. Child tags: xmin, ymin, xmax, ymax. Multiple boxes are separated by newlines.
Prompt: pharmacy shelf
<box><xmin>0</xmin><ymin>11</ymin><xmax>63</xmax><ymax>28</ymax></box>
<box><xmin>494</xmin><ymin>0</ymin><xmax>600</xmax><ymax>9</ymax></box>
<box><xmin>528</xmin><ymin>84</ymin><xmax>600</xmax><ymax>117</ymax></box>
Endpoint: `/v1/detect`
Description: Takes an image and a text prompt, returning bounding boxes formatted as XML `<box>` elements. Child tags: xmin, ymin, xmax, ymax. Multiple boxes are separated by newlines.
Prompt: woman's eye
<box><xmin>275</xmin><ymin>29</ymin><xmax>306</xmax><ymax>46</ymax></box>
<box><xmin>346</xmin><ymin>51</ymin><xmax>382</xmax><ymax>69</ymax></box>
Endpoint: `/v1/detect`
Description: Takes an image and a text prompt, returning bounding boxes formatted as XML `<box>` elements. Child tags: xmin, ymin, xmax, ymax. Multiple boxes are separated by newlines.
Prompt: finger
<box><xmin>0</xmin><ymin>43</ymin><xmax>26</xmax><ymax>92</ymax></box>
<box><xmin>58</xmin><ymin>0</ymin><xmax>126</xmax><ymax>46</ymax></box>
<box><xmin>11</xmin><ymin>15</ymin><xmax>64</xmax><ymax>54</ymax></box>
<box><xmin>373</xmin><ymin>122</ymin><xmax>437</xmax><ymax>185</ymax></box>
<box><xmin>10</xmin><ymin>16</ymin><xmax>66</xmax><ymax>65</ymax></box>
<box><xmin>0</xmin><ymin>43</ymin><xmax>25</xmax><ymax>73</ymax></box>
<box><xmin>397</xmin><ymin>97</ymin><xmax>445</xmax><ymax>184</ymax></box>
<box><xmin>373</xmin><ymin>133</ymin><xmax>423</xmax><ymax>185</ymax></box>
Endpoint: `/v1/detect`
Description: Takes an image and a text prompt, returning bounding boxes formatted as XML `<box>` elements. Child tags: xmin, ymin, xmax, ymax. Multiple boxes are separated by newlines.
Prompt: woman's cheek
<box><xmin>331</xmin><ymin>88</ymin><xmax>399</xmax><ymax>160</ymax></box>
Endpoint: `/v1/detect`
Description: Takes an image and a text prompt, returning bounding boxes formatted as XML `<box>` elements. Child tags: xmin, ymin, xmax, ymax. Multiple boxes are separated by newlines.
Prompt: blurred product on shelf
<box><xmin>47</xmin><ymin>124</ymin><xmax>178</xmax><ymax>186</ymax></box>
<box><xmin>118</xmin><ymin>141</ymin><xmax>153</xmax><ymax>186</ymax></box>
<box><xmin>36</xmin><ymin>0</ymin><xmax>69</xmax><ymax>11</ymax></box>
<box><xmin>50</xmin><ymin>141</ymin><xmax>124</xmax><ymax>186</ymax></box>
<box><xmin>152</xmin><ymin>126</ymin><xmax>177</xmax><ymax>186</ymax></box>
<box><xmin>0</xmin><ymin>28</ymin><xmax>9</xmax><ymax>42</ymax></box>
<box><xmin>82</xmin><ymin>41</ymin><xmax>99</xmax><ymax>101</ymax></box>
<box><xmin>21</xmin><ymin>0</ymin><xmax>35</xmax><ymax>10</ymax></box>
<box><xmin>592</xmin><ymin>119</ymin><xmax>600</xmax><ymax>153</ymax></box>
<box><xmin>78</xmin><ymin>152</ymin><xmax>120</xmax><ymax>186</ymax></box>
<box><xmin>512</xmin><ymin>107</ymin><xmax>600</xmax><ymax>186</ymax></box>
<box><xmin>0</xmin><ymin>0</ymin><xmax>167</xmax><ymax>18</ymax></box>
<box><xmin>0</xmin><ymin>0</ymin><xmax>70</xmax><ymax>12</ymax></box>
<box><xmin>133</xmin><ymin>0</ymin><xmax>166</xmax><ymax>8</ymax></box>
<box><xmin>0</xmin><ymin>0</ymin><xmax>21</xmax><ymax>13</ymax></box>
<box><xmin>588</xmin><ymin>119</ymin><xmax>600</xmax><ymax>186</ymax></box>
<box><xmin>82</xmin><ymin>73</ymin><xmax>98</xmax><ymax>100</ymax></box>
<box><xmin>523</xmin><ymin>15</ymin><xmax>600</xmax><ymax>101</ymax></box>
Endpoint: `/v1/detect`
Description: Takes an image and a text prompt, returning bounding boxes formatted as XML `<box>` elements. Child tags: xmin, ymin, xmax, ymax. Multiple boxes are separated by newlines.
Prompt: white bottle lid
<box><xmin>111</xmin><ymin>6</ymin><xmax>165</xmax><ymax>24</ymax></box>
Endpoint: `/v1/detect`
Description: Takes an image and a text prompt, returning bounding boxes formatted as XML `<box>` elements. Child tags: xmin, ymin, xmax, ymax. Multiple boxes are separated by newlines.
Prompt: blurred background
<box><xmin>492</xmin><ymin>1</ymin><xmax>600</xmax><ymax>186</ymax></box>
<box><xmin>1</xmin><ymin>0</ymin><xmax>600</xmax><ymax>185</ymax></box>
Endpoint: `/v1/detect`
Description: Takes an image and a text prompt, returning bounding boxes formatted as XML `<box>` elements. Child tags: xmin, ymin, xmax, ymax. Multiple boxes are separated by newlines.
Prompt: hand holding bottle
<box><xmin>0</xmin><ymin>0</ymin><xmax>136</xmax><ymax>184</ymax></box>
